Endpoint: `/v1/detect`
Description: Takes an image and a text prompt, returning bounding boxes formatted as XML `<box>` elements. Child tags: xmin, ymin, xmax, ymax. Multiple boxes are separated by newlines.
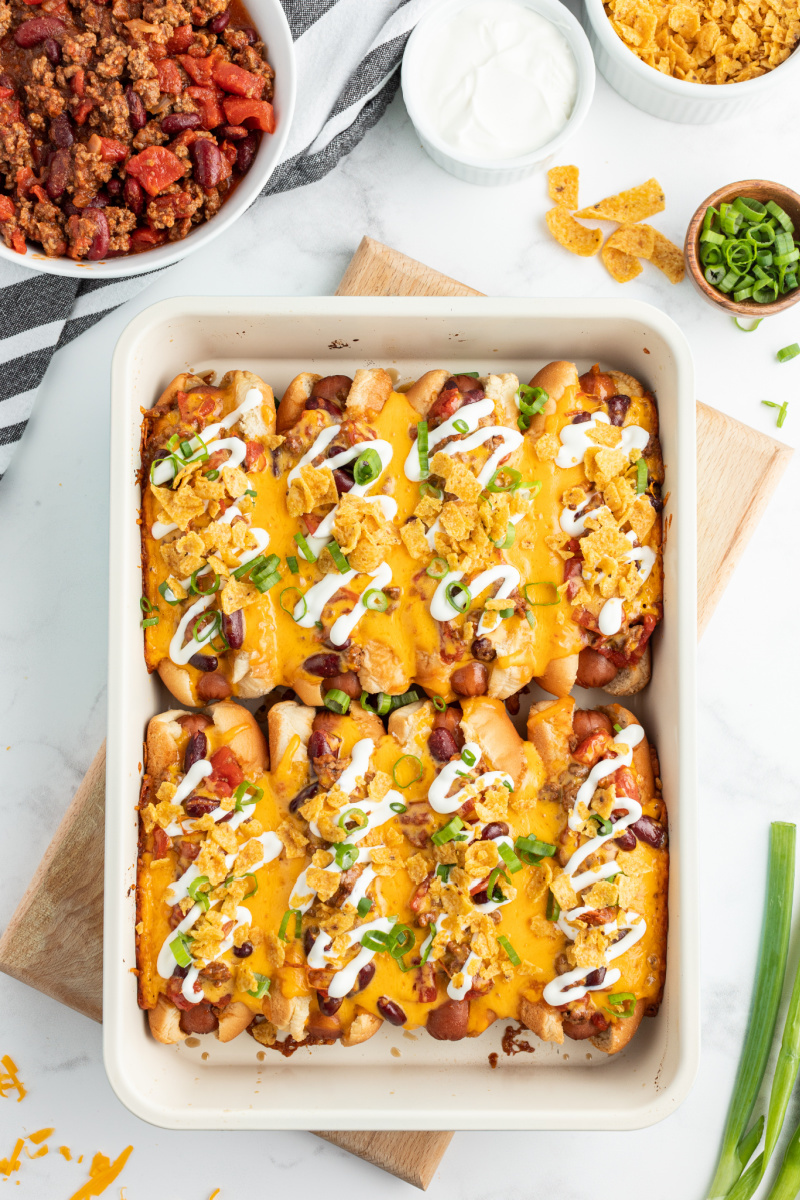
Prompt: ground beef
<box><xmin>18</xmin><ymin>196</ymin><xmax>66</xmax><ymax>255</ymax></box>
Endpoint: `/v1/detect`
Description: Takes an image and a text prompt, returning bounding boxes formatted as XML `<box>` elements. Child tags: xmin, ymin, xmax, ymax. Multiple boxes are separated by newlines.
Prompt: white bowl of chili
<box><xmin>0</xmin><ymin>0</ymin><xmax>295</xmax><ymax>278</ymax></box>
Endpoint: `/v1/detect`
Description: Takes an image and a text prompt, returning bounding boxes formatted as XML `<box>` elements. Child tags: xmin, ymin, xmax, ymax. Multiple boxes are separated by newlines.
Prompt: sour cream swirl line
<box><xmin>555</xmin><ymin>412</ymin><xmax>649</xmax><ymax>470</ymax></box>
<box><xmin>430</xmin><ymin>564</ymin><xmax>521</xmax><ymax>627</ymax></box>
<box><xmin>151</xmin><ymin>388</ymin><xmax>264</xmax><ymax>486</ymax></box>
<box><xmin>404</xmin><ymin>399</ymin><xmax>495</xmax><ymax>482</ymax></box>
<box><xmin>165</xmin><ymin>831</ymin><xmax>283</xmax><ymax>907</ymax></box>
<box><xmin>159</xmin><ymin>904</ymin><xmax>254</xmax><ymax>1004</ymax></box>
<box><xmin>427</xmin><ymin>742</ymin><xmax>512</xmax><ymax>815</ymax></box>
<box><xmin>567</xmin><ymin>724</ymin><xmax>644</xmax><ymax>832</ymax></box>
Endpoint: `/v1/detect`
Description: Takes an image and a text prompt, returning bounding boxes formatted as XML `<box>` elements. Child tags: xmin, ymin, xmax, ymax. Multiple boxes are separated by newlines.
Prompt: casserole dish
<box><xmin>105</xmin><ymin>295</ymin><xmax>698</xmax><ymax>1130</ymax></box>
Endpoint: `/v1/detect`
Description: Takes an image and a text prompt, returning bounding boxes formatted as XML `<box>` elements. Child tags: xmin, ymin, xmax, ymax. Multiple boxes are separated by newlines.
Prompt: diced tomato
<box><xmin>70</xmin><ymin>68</ymin><xmax>85</xmax><ymax>96</ymax></box>
<box><xmin>0</xmin><ymin>98</ymin><xmax>20</xmax><ymax>125</ymax></box>
<box><xmin>0</xmin><ymin>195</ymin><xmax>16</xmax><ymax>222</ymax></box>
<box><xmin>152</xmin><ymin>827</ymin><xmax>172</xmax><ymax>859</ymax></box>
<box><xmin>92</xmin><ymin>135</ymin><xmax>129</xmax><ymax>163</ymax></box>
<box><xmin>10</xmin><ymin>230</ymin><xmax>27</xmax><ymax>255</ymax></box>
<box><xmin>186</xmin><ymin>85</ymin><xmax>224</xmax><ymax>130</ymax></box>
<box><xmin>126</xmin><ymin>146</ymin><xmax>185</xmax><ymax>196</ymax></box>
<box><xmin>0</xmin><ymin>87</ymin><xmax>13</xmax><ymax>100</ymax></box>
<box><xmin>573</xmin><ymin>732</ymin><xmax>611</xmax><ymax>766</ymax></box>
<box><xmin>147</xmin><ymin>190</ymin><xmax>195</xmax><ymax>221</ymax></box>
<box><xmin>30</xmin><ymin>184</ymin><xmax>48</xmax><ymax>204</ymax></box>
<box><xmin>612</xmin><ymin>766</ymin><xmax>640</xmax><ymax>802</ymax></box>
<box><xmin>130</xmin><ymin>227</ymin><xmax>167</xmax><ymax>250</ymax></box>
<box><xmin>156</xmin><ymin>57</ymin><xmax>184</xmax><ymax>95</ymax></box>
<box><xmin>178</xmin><ymin>53</ymin><xmax>215</xmax><ymax>86</ymax></box>
<box><xmin>221</xmin><ymin>96</ymin><xmax>274</xmax><ymax>132</ymax></box>
<box><xmin>209</xmin><ymin>747</ymin><xmax>244</xmax><ymax>794</ymax></box>
<box><xmin>220</xmin><ymin>139</ymin><xmax>237</xmax><ymax>167</ymax></box>
<box><xmin>304</xmin><ymin>513</ymin><xmax>320</xmax><ymax>534</ymax></box>
<box><xmin>15</xmin><ymin>167</ymin><xmax>36</xmax><ymax>196</ymax></box>
<box><xmin>211</xmin><ymin>60</ymin><xmax>264</xmax><ymax>99</ymax></box>
<box><xmin>73</xmin><ymin>98</ymin><xmax>94</xmax><ymax>125</ymax></box>
<box><xmin>166</xmin><ymin>23</ymin><xmax>194</xmax><ymax>53</ymax></box>
<box><xmin>244</xmin><ymin>440</ymin><xmax>266</xmax><ymax>472</ymax></box>
<box><xmin>147</xmin><ymin>40</ymin><xmax>166</xmax><ymax>61</ymax></box>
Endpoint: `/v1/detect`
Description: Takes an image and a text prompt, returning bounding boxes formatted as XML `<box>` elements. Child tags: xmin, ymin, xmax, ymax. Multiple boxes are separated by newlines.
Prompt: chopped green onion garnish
<box><xmin>187</xmin><ymin>875</ymin><xmax>210</xmax><ymax>910</ymax></box>
<box><xmin>353</xmin><ymin>448</ymin><xmax>382</xmax><ymax>486</ymax></box>
<box><xmin>606</xmin><ymin>991</ymin><xmax>636</xmax><ymax>1018</ymax></box>
<box><xmin>357</xmin><ymin>897</ymin><xmax>373</xmax><ymax>917</ymax></box>
<box><xmin>762</xmin><ymin>400</ymin><xmax>789</xmax><ymax>429</ymax></box>
<box><xmin>436</xmin><ymin>863</ymin><xmax>454</xmax><ymax>883</ymax></box>
<box><xmin>324</xmin><ymin>688</ymin><xmax>351</xmax><ymax>715</ymax></box>
<box><xmin>141</xmin><ymin>615</ymin><xmax>159</xmax><ymax>628</ymax></box>
<box><xmin>777</xmin><ymin>343</ymin><xmax>800</xmax><ymax>363</ymax></box>
<box><xmin>363</xmin><ymin>588</ymin><xmax>389</xmax><ymax>612</ymax></box>
<box><xmin>460</xmin><ymin>371</ymin><xmax>480</xmax><ymax>378</ymax></box>
<box><xmin>251</xmin><ymin>569</ymin><xmax>281</xmax><ymax>594</ymax></box>
<box><xmin>546</xmin><ymin>892</ymin><xmax>560</xmax><ymax>922</ymax></box>
<box><xmin>484</xmin><ymin>866</ymin><xmax>509</xmax><ymax>903</ymax></box>
<box><xmin>169</xmin><ymin>931</ymin><xmax>193</xmax><ymax>968</ymax></box>
<box><xmin>390</xmin><ymin>801</ymin><xmax>407</xmax><ymax>814</ymax></box>
<box><xmin>334</xmin><ymin>843</ymin><xmax>359</xmax><ymax>870</ymax></box>
<box><xmin>515</xmin><ymin>835</ymin><xmax>556</xmax><ymax>864</ymax></box>
<box><xmin>445</xmin><ymin>580</ymin><xmax>471</xmax><ymax>613</ymax></box>
<box><xmin>426</xmin><ymin>557</ymin><xmax>449</xmax><ymax>579</ymax></box>
<box><xmin>388</xmin><ymin>688</ymin><xmax>425</xmax><ymax>711</ymax></box>
<box><xmin>278</xmin><ymin>909</ymin><xmax>302</xmax><ymax>942</ymax></box>
<box><xmin>497</xmin><ymin>935</ymin><xmax>521</xmax><ymax>966</ymax></box>
<box><xmin>492</xmin><ymin>522</ymin><xmax>516</xmax><ymax>550</ymax></box>
<box><xmin>461</xmin><ymin>748</ymin><xmax>476</xmax><ymax>767</ymax></box>
<box><xmin>234</xmin><ymin>779</ymin><xmax>263</xmax><ymax>810</ymax></box>
<box><xmin>392</xmin><ymin>755</ymin><xmax>423</xmax><ymax>788</ymax></box>
<box><xmin>140</xmin><ymin>596</ymin><xmax>154</xmax><ymax>613</ymax></box>
<box><xmin>498</xmin><ymin>842</ymin><xmax>523</xmax><ymax>874</ymax></box>
<box><xmin>497</xmin><ymin>607</ymin><xmax>514</xmax><ymax>620</ymax></box>
<box><xmin>327</xmin><ymin>540</ymin><xmax>350</xmax><ymax>573</ymax></box>
<box><xmin>287</xmin><ymin>555</ymin><xmax>299</xmax><ymax>574</ymax></box>
<box><xmin>338</xmin><ymin>807</ymin><xmax>368</xmax><ymax>831</ymax></box>
<box><xmin>192</xmin><ymin>610</ymin><xmax>221</xmax><ymax>643</ymax></box>
<box><xmin>523</xmin><ymin>582</ymin><xmax>559</xmax><ymax>607</ymax></box>
<box><xmin>243</xmin><ymin>872</ymin><xmax>258</xmax><ymax>897</ymax></box>
<box><xmin>453</xmin><ymin>419</ymin><xmax>469</xmax><ymax>434</ymax></box>
<box><xmin>360</xmin><ymin>690</ymin><xmax>392</xmax><ymax>716</ymax></box>
<box><xmin>362</xmin><ymin>930</ymin><xmax>390</xmax><ymax>952</ymax></box>
<box><xmin>591</xmin><ymin>814</ymin><xmax>613</xmax><ymax>835</ymax></box>
<box><xmin>245</xmin><ymin>488</ymin><xmax>257</xmax><ymax>499</ymax></box>
<box><xmin>280</xmin><ymin>586</ymin><xmax>306</xmax><ymax>620</ymax></box>
<box><xmin>417</xmin><ymin>420</ymin><xmax>429</xmax><ymax>477</ymax></box>
<box><xmin>636</xmin><ymin>457</ymin><xmax>648</xmax><ymax>495</ymax></box>
<box><xmin>158</xmin><ymin>581</ymin><xmax>181</xmax><ymax>605</ymax></box>
<box><xmin>419</xmin><ymin>481</ymin><xmax>443</xmax><ymax>500</ymax></box>
<box><xmin>702</xmin><ymin>200</ymin><xmax>799</xmax><ymax>302</ymax></box>
<box><xmin>432</xmin><ymin>696</ymin><xmax>446</xmax><ymax>711</ymax></box>
<box><xmin>190</xmin><ymin>569</ymin><xmax>220</xmax><ymax>596</ymax></box>
<box><xmin>294</xmin><ymin>532</ymin><xmax>317</xmax><ymax>563</ymax></box>
<box><xmin>247</xmin><ymin>973</ymin><xmax>271</xmax><ymax>999</ymax></box>
<box><xmin>486</xmin><ymin>466</ymin><xmax>522</xmax><ymax>493</ymax></box>
<box><xmin>431</xmin><ymin>816</ymin><xmax>466</xmax><ymax>846</ymax></box>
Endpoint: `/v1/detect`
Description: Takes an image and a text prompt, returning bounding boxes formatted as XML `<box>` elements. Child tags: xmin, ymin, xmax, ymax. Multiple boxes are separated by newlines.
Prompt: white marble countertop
<box><xmin>2</xmin><ymin>34</ymin><xmax>800</xmax><ymax>1198</ymax></box>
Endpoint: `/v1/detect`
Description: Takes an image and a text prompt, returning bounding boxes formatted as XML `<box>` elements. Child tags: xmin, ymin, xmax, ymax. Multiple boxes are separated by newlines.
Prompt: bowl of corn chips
<box><xmin>582</xmin><ymin>0</ymin><xmax>800</xmax><ymax>123</ymax></box>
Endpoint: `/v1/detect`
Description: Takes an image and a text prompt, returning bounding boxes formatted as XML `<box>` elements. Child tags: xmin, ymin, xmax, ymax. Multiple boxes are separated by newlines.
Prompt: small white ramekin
<box><xmin>401</xmin><ymin>0</ymin><xmax>596</xmax><ymax>186</ymax></box>
<box><xmin>583</xmin><ymin>0</ymin><xmax>800</xmax><ymax>124</ymax></box>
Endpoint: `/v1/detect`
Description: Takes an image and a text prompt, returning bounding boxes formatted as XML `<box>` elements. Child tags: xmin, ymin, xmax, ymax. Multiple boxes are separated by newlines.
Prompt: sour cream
<box><xmin>414</xmin><ymin>0</ymin><xmax>579</xmax><ymax>160</ymax></box>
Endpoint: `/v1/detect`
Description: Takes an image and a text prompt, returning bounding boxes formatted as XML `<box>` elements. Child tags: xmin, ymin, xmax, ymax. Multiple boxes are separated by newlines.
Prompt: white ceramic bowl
<box><xmin>582</xmin><ymin>0</ymin><xmax>800</xmax><ymax>124</ymax></box>
<box><xmin>0</xmin><ymin>0</ymin><xmax>295</xmax><ymax>279</ymax></box>
<box><xmin>401</xmin><ymin>0</ymin><xmax>595</xmax><ymax>186</ymax></box>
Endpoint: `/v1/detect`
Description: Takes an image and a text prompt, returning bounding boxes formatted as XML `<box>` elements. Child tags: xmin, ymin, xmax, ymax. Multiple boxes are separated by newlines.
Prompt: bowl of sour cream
<box><xmin>401</xmin><ymin>0</ymin><xmax>595</xmax><ymax>186</ymax></box>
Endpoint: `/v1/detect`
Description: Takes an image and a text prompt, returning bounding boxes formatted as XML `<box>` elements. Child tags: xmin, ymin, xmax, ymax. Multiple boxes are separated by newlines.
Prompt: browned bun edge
<box><xmin>346</xmin><ymin>368</ymin><xmax>393</xmax><ymax>418</ymax></box>
<box><xmin>151</xmin><ymin>372</ymin><xmax>206</xmax><ymax>415</ymax></box>
<box><xmin>460</xmin><ymin>697</ymin><xmax>525</xmax><ymax>787</ymax></box>
<box><xmin>206</xmin><ymin>700</ymin><xmax>269</xmax><ymax>775</ymax></box>
<box><xmin>267</xmin><ymin>700</ymin><xmax>315</xmax><ymax>769</ymax></box>
<box><xmin>403</xmin><ymin>369</ymin><xmax>450</xmax><ymax>416</ymax></box>
<box><xmin>603</xmin><ymin>644</ymin><xmax>652</xmax><ymax>695</ymax></box>
<box><xmin>342</xmin><ymin>1009</ymin><xmax>383</xmax><ymax>1047</ymax></box>
<box><xmin>157</xmin><ymin>659</ymin><xmax>199</xmax><ymax>708</ymax></box>
<box><xmin>528</xmin><ymin>360</ymin><xmax>579</xmax><ymax>401</ymax></box>
<box><xmin>215</xmin><ymin>1001</ymin><xmax>254</xmax><ymax>1043</ymax></box>
<box><xmin>591</xmin><ymin>998</ymin><xmax>646</xmax><ymax>1054</ymax></box>
<box><xmin>533</xmin><ymin>653</ymin><xmax>579</xmax><ymax>698</ymax></box>
<box><xmin>148</xmin><ymin>995</ymin><xmax>187</xmax><ymax>1044</ymax></box>
<box><xmin>526</xmin><ymin>696</ymin><xmax>575</xmax><ymax>776</ymax></box>
<box><xmin>518</xmin><ymin>995</ymin><xmax>564</xmax><ymax>1044</ymax></box>
<box><xmin>276</xmin><ymin>372</ymin><xmax>321</xmax><ymax>433</ymax></box>
<box><xmin>145</xmin><ymin>708</ymin><xmax>191</xmax><ymax>779</ymax></box>
<box><xmin>387</xmin><ymin>698</ymin><xmax>433</xmax><ymax>748</ymax></box>
<box><xmin>607</xmin><ymin>369</ymin><xmax>645</xmax><ymax>398</ymax></box>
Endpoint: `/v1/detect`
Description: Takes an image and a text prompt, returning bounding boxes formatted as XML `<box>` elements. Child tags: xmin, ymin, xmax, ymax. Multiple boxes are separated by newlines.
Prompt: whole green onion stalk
<box><xmin>706</xmin><ymin>823</ymin><xmax>796</xmax><ymax>1200</ymax></box>
<box><xmin>765</xmin><ymin>1116</ymin><xmax>800</xmax><ymax>1200</ymax></box>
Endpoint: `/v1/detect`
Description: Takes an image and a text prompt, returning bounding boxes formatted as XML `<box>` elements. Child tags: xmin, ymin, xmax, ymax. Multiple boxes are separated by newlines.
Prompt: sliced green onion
<box><xmin>525</xmin><ymin>610</ymin><xmax>535</xmax><ymax>630</ymax></box>
<box><xmin>324</xmin><ymin>688</ymin><xmax>351</xmax><ymax>715</ymax></box>
<box><xmin>286</xmin><ymin>555</ymin><xmax>299</xmax><ymax>574</ymax></box>
<box><xmin>766</xmin><ymin>200</ymin><xmax>794</xmax><ymax>233</ymax></box>
<box><xmin>705</xmin><ymin>265</ymin><xmax>726</xmax><ymax>287</ymax></box>
<box><xmin>461</xmin><ymin>747</ymin><xmax>476</xmax><ymax>767</ymax></box>
<box><xmin>762</xmin><ymin>400</ymin><xmax>790</xmax><ymax>429</ymax></box>
<box><xmin>419</xmin><ymin>481</ymin><xmax>443</xmax><ymax>500</ymax></box>
<box><xmin>734</xmin><ymin>317</ymin><xmax>764</xmax><ymax>333</ymax></box>
<box><xmin>327</xmin><ymin>541</ymin><xmax>350</xmax><ymax>573</ymax></box>
<box><xmin>606</xmin><ymin>991</ymin><xmax>636</xmax><ymax>1018</ymax></box>
<box><xmin>278</xmin><ymin>909</ymin><xmax>302</xmax><ymax>942</ymax></box>
<box><xmin>485</xmin><ymin>866</ymin><xmax>508</xmax><ymax>903</ymax></box>
<box><xmin>515</xmin><ymin>835</ymin><xmax>556</xmax><ymax>864</ymax></box>
<box><xmin>353</xmin><ymin>448</ymin><xmax>382</xmax><ymax>486</ymax></box>
<box><xmin>498</xmin><ymin>842</ymin><xmax>523</xmax><ymax>874</ymax></box>
<box><xmin>388</xmin><ymin>924</ymin><xmax>415</xmax><ymax>959</ymax></box>
<box><xmin>432</xmin><ymin>696</ymin><xmax>446</xmax><ymax>711</ymax></box>
<box><xmin>158</xmin><ymin>580</ymin><xmax>181</xmax><ymax>605</ymax></box>
<box><xmin>169</xmin><ymin>932</ymin><xmax>193</xmax><ymax>968</ymax></box>
<box><xmin>190</xmin><ymin>569</ymin><xmax>220</xmax><ymax>596</ymax></box>
<box><xmin>294</xmin><ymin>532</ymin><xmax>317</xmax><ymax>563</ymax></box>
<box><xmin>445</xmin><ymin>580</ymin><xmax>472</xmax><ymax>613</ymax></box>
<box><xmin>180</xmin><ymin>439</ymin><xmax>192</xmax><ymax>457</ymax></box>
<box><xmin>636</xmin><ymin>457</ymin><xmax>648</xmax><ymax>495</ymax></box>
<box><xmin>417</xmin><ymin>420</ymin><xmax>429</xmax><ymax>477</ymax></box>
<box><xmin>426</xmin><ymin>557</ymin><xmax>449</xmax><ymax>579</ymax></box>
<box><xmin>517</xmin><ymin>384</ymin><xmax>548</xmax><ymax>415</ymax></box>
<box><xmin>436</xmin><ymin>863</ymin><xmax>454</xmax><ymax>883</ymax></box>
<box><xmin>546</xmin><ymin>892</ymin><xmax>560</xmax><ymax>922</ymax></box>
<box><xmin>705</xmin><ymin>822</ymin><xmax>796</xmax><ymax>1200</ymax></box>
<box><xmin>390</xmin><ymin>801</ymin><xmax>407</xmax><ymax>814</ymax></box>
<box><xmin>733</xmin><ymin>197</ymin><xmax>766</xmax><ymax>221</ymax></box>
<box><xmin>338</xmin><ymin>807</ymin><xmax>368</xmax><ymax>831</ymax></box>
<box><xmin>357</xmin><ymin>897</ymin><xmax>373</xmax><ymax>917</ymax></box>
<box><xmin>251</xmin><ymin>569</ymin><xmax>281</xmax><ymax>594</ymax></box>
<box><xmin>392</xmin><ymin>755</ymin><xmax>423</xmax><ymax>788</ymax></box>
<box><xmin>242</xmin><ymin>872</ymin><xmax>258</xmax><ymax>898</ymax></box>
<box><xmin>523</xmin><ymin>582</ymin><xmax>559</xmax><ymax>607</ymax></box>
<box><xmin>192</xmin><ymin>610</ymin><xmax>221</xmax><ymax>643</ymax></box>
<box><xmin>244</xmin><ymin>488</ymin><xmax>257</xmax><ymax>499</ymax></box>
<box><xmin>497</xmin><ymin>607</ymin><xmax>514</xmax><ymax>620</ymax></box>
<box><xmin>360</xmin><ymin>690</ymin><xmax>392</xmax><ymax>716</ymax></box>
<box><xmin>492</xmin><ymin>522</ymin><xmax>516</xmax><ymax>550</ymax></box>
<box><xmin>234</xmin><ymin>780</ymin><xmax>263</xmax><ymax>811</ymax></box>
<box><xmin>486</xmin><ymin>466</ymin><xmax>522</xmax><ymax>493</ymax></box>
<box><xmin>388</xmin><ymin>688</ymin><xmax>425</xmax><ymax>711</ymax></box>
<box><xmin>431</xmin><ymin>816</ymin><xmax>466</xmax><ymax>846</ymax></box>
<box><xmin>453</xmin><ymin>419</ymin><xmax>469</xmax><ymax>434</ymax></box>
<box><xmin>246</xmin><ymin>973</ymin><xmax>271</xmax><ymax>999</ymax></box>
<box><xmin>777</xmin><ymin>343</ymin><xmax>800</xmax><ymax>363</ymax></box>
<box><xmin>334</xmin><ymin>843</ymin><xmax>359</xmax><ymax>870</ymax></box>
<box><xmin>362</xmin><ymin>930</ymin><xmax>390</xmax><ymax>952</ymax></box>
<box><xmin>280</xmin><ymin>586</ymin><xmax>306</xmax><ymax>620</ymax></box>
<box><xmin>233</xmin><ymin>552</ymin><xmax>279</xmax><ymax>581</ymax></box>
<box><xmin>591</xmin><ymin>814</ymin><xmax>613</xmax><ymax>835</ymax></box>
<box><xmin>498</xmin><ymin>934</ymin><xmax>521</xmax><ymax>966</ymax></box>
<box><xmin>363</xmin><ymin>588</ymin><xmax>389</xmax><ymax>612</ymax></box>
<box><xmin>141</xmin><ymin>615</ymin><xmax>159</xmax><ymax>628</ymax></box>
<box><xmin>460</xmin><ymin>371</ymin><xmax>480</xmax><ymax>379</ymax></box>
<box><xmin>187</xmin><ymin>875</ymin><xmax>210</xmax><ymax>909</ymax></box>
<box><xmin>140</xmin><ymin>596</ymin><xmax>155</xmax><ymax>613</ymax></box>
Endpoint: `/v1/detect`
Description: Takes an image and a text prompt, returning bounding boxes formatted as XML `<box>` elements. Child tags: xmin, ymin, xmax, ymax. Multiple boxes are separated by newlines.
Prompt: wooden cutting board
<box><xmin>0</xmin><ymin>236</ymin><xmax>792</xmax><ymax>1191</ymax></box>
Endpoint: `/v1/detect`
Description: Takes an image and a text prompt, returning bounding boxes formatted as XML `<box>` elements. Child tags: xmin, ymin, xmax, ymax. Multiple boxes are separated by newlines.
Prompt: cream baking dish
<box><xmin>104</xmin><ymin>296</ymin><xmax>698</xmax><ymax>1131</ymax></box>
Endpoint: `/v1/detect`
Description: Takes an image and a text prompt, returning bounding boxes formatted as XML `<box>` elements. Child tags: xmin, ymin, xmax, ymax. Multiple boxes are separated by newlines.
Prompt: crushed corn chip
<box><xmin>546</xmin><ymin>206</ymin><xmax>603</xmax><ymax>257</ymax></box>
<box><xmin>547</xmin><ymin>164</ymin><xmax>579</xmax><ymax>210</ymax></box>
<box><xmin>576</xmin><ymin>178</ymin><xmax>665</xmax><ymax>224</ymax></box>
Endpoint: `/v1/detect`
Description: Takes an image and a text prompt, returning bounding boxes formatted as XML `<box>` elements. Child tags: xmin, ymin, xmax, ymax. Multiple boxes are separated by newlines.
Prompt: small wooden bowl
<box><xmin>684</xmin><ymin>179</ymin><xmax>800</xmax><ymax>318</ymax></box>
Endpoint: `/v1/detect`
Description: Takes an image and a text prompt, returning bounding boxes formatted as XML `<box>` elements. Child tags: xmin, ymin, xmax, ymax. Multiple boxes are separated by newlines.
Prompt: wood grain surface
<box><xmin>0</xmin><ymin>235</ymin><xmax>792</xmax><ymax>1191</ymax></box>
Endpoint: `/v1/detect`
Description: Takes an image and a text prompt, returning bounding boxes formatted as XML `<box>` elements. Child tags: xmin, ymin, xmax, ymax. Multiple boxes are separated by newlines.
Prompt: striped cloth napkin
<box><xmin>0</xmin><ymin>0</ymin><xmax>425</xmax><ymax>479</ymax></box>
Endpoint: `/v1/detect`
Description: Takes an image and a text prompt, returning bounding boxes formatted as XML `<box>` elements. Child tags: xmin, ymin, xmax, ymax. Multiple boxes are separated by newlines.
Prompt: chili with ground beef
<box><xmin>0</xmin><ymin>0</ymin><xmax>275</xmax><ymax>259</ymax></box>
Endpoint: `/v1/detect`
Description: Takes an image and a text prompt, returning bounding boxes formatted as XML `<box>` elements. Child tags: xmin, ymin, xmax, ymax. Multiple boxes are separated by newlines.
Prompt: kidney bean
<box><xmin>179</xmin><ymin>1000</ymin><xmax>218</xmax><ymax>1035</ymax></box>
<box><xmin>42</xmin><ymin>36</ymin><xmax>60</xmax><ymax>63</ymax></box>
<box><xmin>450</xmin><ymin>662</ymin><xmax>488</xmax><ymax>696</ymax></box>
<box><xmin>471</xmin><ymin>888</ymin><xmax>489</xmax><ymax>905</ymax></box>
<box><xmin>183</xmin><ymin>730</ymin><xmax>208</xmax><ymax>772</ymax></box>
<box><xmin>614</xmin><ymin>827</ymin><xmax>637</xmax><ymax>851</ymax></box>
<box><xmin>45</xmin><ymin>147</ymin><xmax>70</xmax><ymax>200</ymax></box>
<box><xmin>428</xmin><ymin>727</ymin><xmax>457</xmax><ymax>762</ymax></box>
<box><xmin>189</xmin><ymin>652</ymin><xmax>218</xmax><ymax>672</ymax></box>
<box><xmin>353</xmin><ymin>962</ymin><xmax>375</xmax><ymax>993</ymax></box>
<box><xmin>190</xmin><ymin>137</ymin><xmax>223</xmax><ymax>188</ymax></box>
<box><xmin>471</xmin><ymin>637</ymin><xmax>496</xmax><ymax>663</ymax></box>
<box><xmin>303</xmin><ymin>927</ymin><xmax>317</xmax><ymax>956</ymax></box>
<box><xmin>14</xmin><ymin>15</ymin><xmax>65</xmax><ymax>46</ymax></box>
<box><xmin>585</xmin><ymin>967</ymin><xmax>607</xmax><ymax>988</ymax></box>
<box><xmin>303</xmin><ymin>652</ymin><xmax>340</xmax><ymax>677</ymax></box>
<box><xmin>208</xmin><ymin>7</ymin><xmax>230</xmax><ymax>31</ymax></box>
<box><xmin>0</xmin><ymin>73</ymin><xmax>15</xmax><ymax>92</ymax></box>
<box><xmin>63</xmin><ymin>200</ymin><xmax>80</xmax><ymax>216</ymax></box>
<box><xmin>289</xmin><ymin>782</ymin><xmax>320</xmax><ymax>814</ymax></box>
<box><xmin>238</xmin><ymin>26</ymin><xmax>257</xmax><ymax>42</ymax></box>
<box><xmin>87</xmin><ymin>209</ymin><xmax>109</xmax><ymax>260</ymax></box>
<box><xmin>162</xmin><ymin>111</ymin><xmax>202</xmax><ymax>134</ymax></box>
<box><xmin>177</xmin><ymin>838</ymin><xmax>200</xmax><ymax>861</ymax></box>
<box><xmin>221</xmin><ymin>609</ymin><xmax>244</xmax><ymax>649</ymax></box>
<box><xmin>123</xmin><ymin>176</ymin><xmax>144</xmax><ymax>215</ymax></box>
<box><xmin>106</xmin><ymin>177</ymin><xmax>122</xmax><ymax>198</ymax></box>
<box><xmin>183</xmin><ymin>794</ymin><xmax>220</xmax><ymax>817</ymax></box>
<box><xmin>571</xmin><ymin>411</ymin><xmax>592</xmax><ymax>424</ymax></box>
<box><xmin>86</xmin><ymin>190</ymin><xmax>109</xmax><ymax>208</ymax></box>
<box><xmin>219</xmin><ymin>123</ymin><xmax>248</xmax><ymax>139</ymax></box>
<box><xmin>377</xmin><ymin>996</ymin><xmax>407</xmax><ymax>1026</ymax></box>
<box><xmin>196</xmin><ymin>672</ymin><xmax>232</xmax><ymax>701</ymax></box>
<box><xmin>125</xmin><ymin>85</ymin><xmax>147</xmax><ymax>131</ymax></box>
<box><xmin>233</xmin><ymin>940</ymin><xmax>253</xmax><ymax>958</ymax></box>
<box><xmin>606</xmin><ymin>394</ymin><xmax>631</xmax><ymax>427</ymax></box>
<box><xmin>481</xmin><ymin>822</ymin><xmax>509</xmax><ymax>840</ymax></box>
<box><xmin>49</xmin><ymin>114</ymin><xmax>73</xmax><ymax>150</ymax></box>
<box><xmin>308</xmin><ymin>730</ymin><xmax>333</xmax><ymax>760</ymax></box>
<box><xmin>172</xmin><ymin>964</ymin><xmax>189</xmax><ymax>979</ymax></box>
<box><xmin>629</xmin><ymin>815</ymin><xmax>667</xmax><ymax>849</ymax></box>
<box><xmin>327</xmin><ymin>671</ymin><xmax>361</xmax><ymax>700</ymax></box>
<box><xmin>332</xmin><ymin>468</ymin><xmax>354</xmax><ymax>494</ymax></box>
<box><xmin>236</xmin><ymin>133</ymin><xmax>257</xmax><ymax>173</ymax></box>
<box><xmin>317</xmin><ymin>990</ymin><xmax>342</xmax><ymax>1016</ymax></box>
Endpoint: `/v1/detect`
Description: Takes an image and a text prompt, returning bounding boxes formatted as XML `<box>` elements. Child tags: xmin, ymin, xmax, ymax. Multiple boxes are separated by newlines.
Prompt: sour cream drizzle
<box><xmin>169</xmin><ymin>595</ymin><xmax>214</xmax><ymax>665</ymax></box>
<box><xmin>555</xmin><ymin>412</ymin><xmax>649</xmax><ymax>470</ymax></box>
<box><xmin>404</xmin><ymin>399</ymin><xmax>494</xmax><ymax>482</ymax></box>
<box><xmin>427</xmin><ymin>741</ymin><xmax>512</xmax><ymax>815</ymax></box>
<box><xmin>151</xmin><ymin>388</ymin><xmax>263</xmax><ymax>486</ymax></box>
<box><xmin>430</xmin><ymin>564</ymin><xmax>521</xmax><ymax>625</ymax></box>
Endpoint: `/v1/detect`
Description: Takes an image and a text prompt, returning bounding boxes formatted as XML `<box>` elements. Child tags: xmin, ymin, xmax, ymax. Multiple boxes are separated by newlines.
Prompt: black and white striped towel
<box><xmin>0</xmin><ymin>0</ymin><xmax>425</xmax><ymax>479</ymax></box>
